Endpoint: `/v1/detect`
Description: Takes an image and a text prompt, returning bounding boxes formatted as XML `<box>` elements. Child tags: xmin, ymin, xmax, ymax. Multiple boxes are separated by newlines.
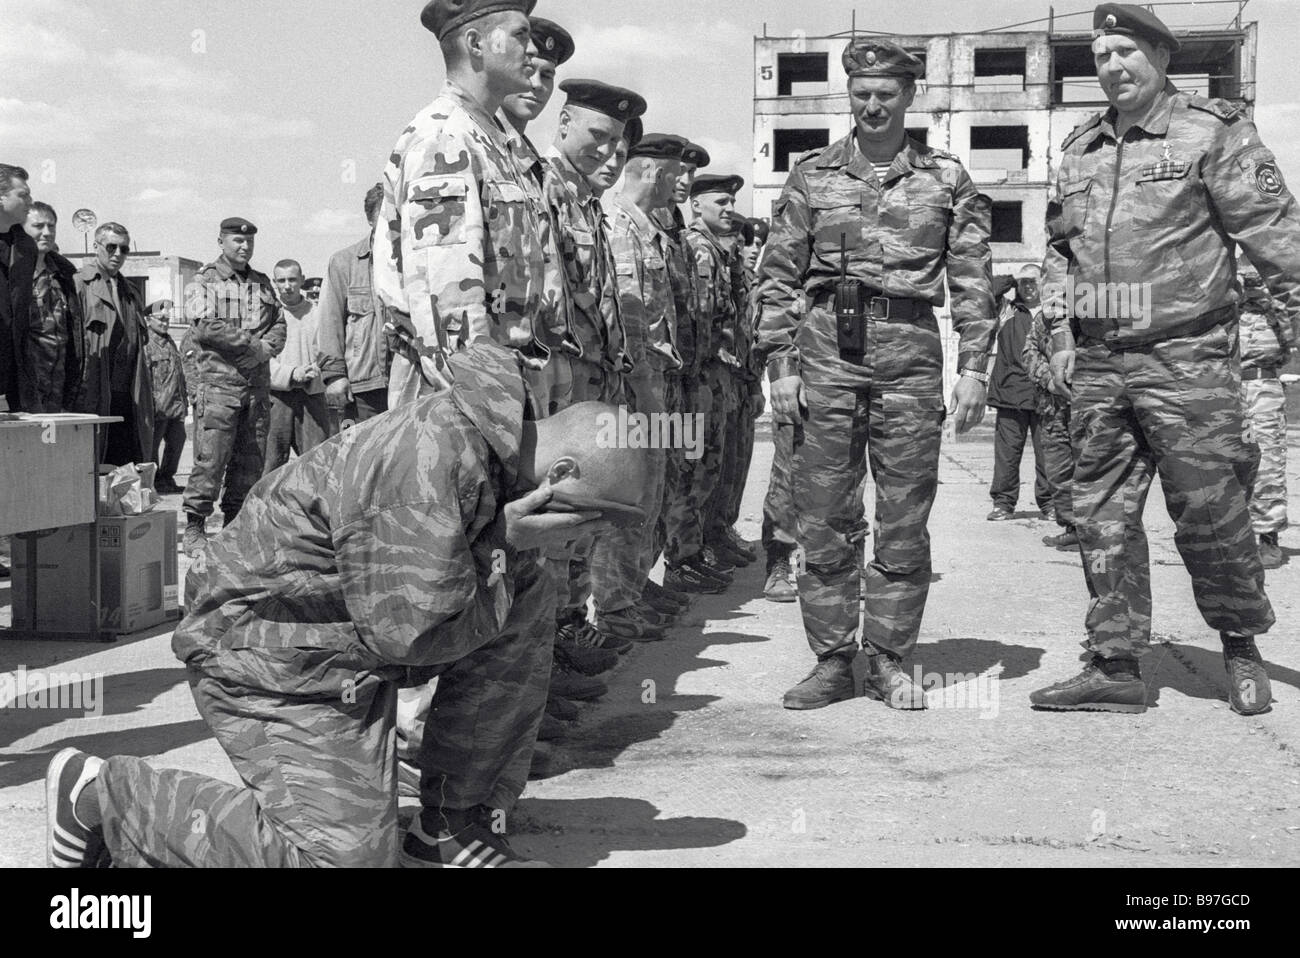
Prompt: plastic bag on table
<box><xmin>99</xmin><ymin>462</ymin><xmax>159</xmax><ymax>516</ymax></box>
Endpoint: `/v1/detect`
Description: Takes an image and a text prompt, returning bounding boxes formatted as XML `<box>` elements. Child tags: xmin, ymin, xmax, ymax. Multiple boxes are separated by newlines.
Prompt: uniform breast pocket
<box><xmin>247</xmin><ymin>289</ymin><xmax>277</xmax><ymax>330</ymax></box>
<box><xmin>1132</xmin><ymin>163</ymin><xmax>1194</xmax><ymax>230</ymax></box>
<box><xmin>810</xmin><ymin>194</ymin><xmax>866</xmax><ymax>254</ymax></box>
<box><xmin>484</xmin><ymin>179</ymin><xmax>529</xmax><ymax>259</ymax></box>
<box><xmin>345</xmin><ymin>286</ymin><xmax>372</xmax><ymax>319</ymax></box>
<box><xmin>1058</xmin><ymin>177</ymin><xmax>1093</xmax><ymax>237</ymax></box>
<box><xmin>408</xmin><ymin>174</ymin><xmax>469</xmax><ymax>248</ymax></box>
<box><xmin>905</xmin><ymin>183</ymin><xmax>953</xmax><ymax>249</ymax></box>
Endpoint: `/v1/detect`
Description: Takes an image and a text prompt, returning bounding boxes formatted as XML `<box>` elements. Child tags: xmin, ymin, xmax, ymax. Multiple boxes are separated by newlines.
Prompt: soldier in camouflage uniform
<box><xmin>1238</xmin><ymin>266</ymin><xmax>1292</xmax><ymax>570</ymax></box>
<box><xmin>44</xmin><ymin>343</ymin><xmax>646</xmax><ymax>869</ymax></box>
<box><xmin>541</xmin><ymin>80</ymin><xmax>644</xmax><ymax>648</ymax></box>
<box><xmin>1021</xmin><ymin>305</ymin><xmax>1077</xmax><ymax>550</ymax></box>
<box><xmin>373</xmin><ymin>0</ymin><xmax>562</xmax><ymax>415</ymax></box>
<box><xmin>1032</xmin><ymin>4</ymin><xmax>1300</xmax><ymax>717</ymax></box>
<box><xmin>757</xmin><ymin>38</ymin><xmax>995</xmax><ymax>711</ymax></box>
<box><xmin>589</xmin><ymin>134</ymin><xmax>686</xmax><ymax>641</ymax></box>
<box><xmin>182</xmin><ymin>217</ymin><xmax>286</xmax><ymax>556</ymax></box>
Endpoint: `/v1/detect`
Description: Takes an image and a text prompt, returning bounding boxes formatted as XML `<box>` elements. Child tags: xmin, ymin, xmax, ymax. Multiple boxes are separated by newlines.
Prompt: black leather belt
<box><xmin>1074</xmin><ymin>304</ymin><xmax>1235</xmax><ymax>349</ymax></box>
<box><xmin>812</xmin><ymin>289</ymin><xmax>932</xmax><ymax>321</ymax></box>
<box><xmin>1240</xmin><ymin>367</ymin><xmax>1279</xmax><ymax>381</ymax></box>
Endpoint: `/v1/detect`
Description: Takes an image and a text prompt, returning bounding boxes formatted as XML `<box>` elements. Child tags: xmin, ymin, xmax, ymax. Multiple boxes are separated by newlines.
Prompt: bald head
<box><xmin>518</xmin><ymin>401</ymin><xmax>653</xmax><ymax>526</ymax></box>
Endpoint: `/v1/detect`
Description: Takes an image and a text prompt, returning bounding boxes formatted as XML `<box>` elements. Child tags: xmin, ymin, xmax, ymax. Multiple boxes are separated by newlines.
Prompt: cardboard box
<box><xmin>11</xmin><ymin>511</ymin><xmax>179</xmax><ymax>635</ymax></box>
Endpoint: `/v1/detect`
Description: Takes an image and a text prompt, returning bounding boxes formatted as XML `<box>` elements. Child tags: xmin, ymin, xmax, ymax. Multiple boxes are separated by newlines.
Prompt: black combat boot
<box><xmin>1029</xmin><ymin>657</ymin><xmax>1147</xmax><ymax>713</ymax></box>
<box><xmin>782</xmin><ymin>653</ymin><xmax>856</xmax><ymax>710</ymax></box>
<box><xmin>763</xmin><ymin>552</ymin><xmax>798</xmax><ymax>603</ymax></box>
<box><xmin>861</xmin><ymin>652</ymin><xmax>926</xmax><ymax>710</ymax></box>
<box><xmin>183</xmin><ymin>513</ymin><xmax>208</xmax><ymax>557</ymax></box>
<box><xmin>1042</xmin><ymin>526</ymin><xmax>1079</xmax><ymax>550</ymax></box>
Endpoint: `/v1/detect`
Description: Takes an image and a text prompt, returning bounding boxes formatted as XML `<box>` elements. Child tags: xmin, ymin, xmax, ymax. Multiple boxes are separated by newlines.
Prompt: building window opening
<box><xmin>773</xmin><ymin>128</ymin><xmax>830</xmax><ymax>172</ymax></box>
<box><xmin>970</xmin><ymin>125</ymin><xmax>1029</xmax><ymax>171</ymax></box>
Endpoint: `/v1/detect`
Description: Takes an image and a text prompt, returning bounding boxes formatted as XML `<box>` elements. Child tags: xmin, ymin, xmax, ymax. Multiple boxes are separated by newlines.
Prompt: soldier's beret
<box><xmin>1093</xmin><ymin>3</ymin><xmax>1181</xmax><ymax>52</ymax></box>
<box><xmin>530</xmin><ymin>17</ymin><xmax>574</xmax><ymax>64</ymax></box>
<box><xmin>629</xmin><ymin>134</ymin><xmax>687</xmax><ymax>161</ymax></box>
<box><xmin>621</xmin><ymin>116</ymin><xmax>644</xmax><ymax>150</ymax></box>
<box><xmin>750</xmin><ymin>217</ymin><xmax>771</xmax><ymax>242</ymax></box>
<box><xmin>302</xmin><ymin>277</ymin><xmax>323</xmax><ymax>291</ymax></box>
<box><xmin>682</xmin><ymin>142</ymin><xmax>710</xmax><ymax>168</ymax></box>
<box><xmin>421</xmin><ymin>0</ymin><xmax>537</xmax><ymax>40</ymax></box>
<box><xmin>690</xmin><ymin>173</ymin><xmax>744</xmax><ymax>197</ymax></box>
<box><xmin>842</xmin><ymin>38</ymin><xmax>925</xmax><ymax>80</ymax></box>
<box><xmin>560</xmin><ymin>79</ymin><xmax>647</xmax><ymax>123</ymax></box>
<box><xmin>145</xmin><ymin>300</ymin><xmax>173</xmax><ymax>316</ymax></box>
<box><xmin>219</xmin><ymin>217</ymin><xmax>257</xmax><ymax>236</ymax></box>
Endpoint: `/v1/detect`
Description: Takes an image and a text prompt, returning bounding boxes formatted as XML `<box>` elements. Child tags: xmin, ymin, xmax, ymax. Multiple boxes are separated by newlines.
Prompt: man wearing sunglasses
<box><xmin>71</xmin><ymin>222</ymin><xmax>155</xmax><ymax>466</ymax></box>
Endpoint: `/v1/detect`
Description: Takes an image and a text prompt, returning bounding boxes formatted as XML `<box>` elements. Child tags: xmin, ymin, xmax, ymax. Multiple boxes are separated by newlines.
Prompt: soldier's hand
<box><xmin>504</xmin><ymin>485</ymin><xmax>617</xmax><ymax>551</ymax></box>
<box><xmin>1049</xmin><ymin>349</ymin><xmax>1076</xmax><ymax>400</ymax></box>
<box><xmin>950</xmin><ymin>376</ymin><xmax>987</xmax><ymax>434</ymax></box>
<box><xmin>770</xmin><ymin>375</ymin><xmax>806</xmax><ymax>424</ymax></box>
<box><xmin>324</xmin><ymin>377</ymin><xmax>352</xmax><ymax>410</ymax></box>
<box><xmin>750</xmin><ymin>391</ymin><xmax>766</xmax><ymax>419</ymax></box>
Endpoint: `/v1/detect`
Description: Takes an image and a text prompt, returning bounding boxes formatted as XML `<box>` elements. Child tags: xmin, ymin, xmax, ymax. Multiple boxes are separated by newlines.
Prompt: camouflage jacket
<box><xmin>610</xmin><ymin>195</ymin><xmax>682</xmax><ymax>373</ymax></box>
<box><xmin>144</xmin><ymin>320</ymin><xmax>188</xmax><ymax>421</ymax></box>
<box><xmin>685</xmin><ymin>220</ymin><xmax>738</xmax><ymax>367</ymax></box>
<box><xmin>756</xmin><ymin>132</ymin><xmax>995</xmax><ymax>379</ymax></box>
<box><xmin>1045</xmin><ymin>84</ymin><xmax>1300</xmax><ymax>350</ymax></box>
<box><xmin>651</xmin><ymin>206</ymin><xmax>700</xmax><ymax>378</ymax></box>
<box><xmin>543</xmin><ymin>146</ymin><xmax>630</xmax><ymax>374</ymax></box>
<box><xmin>1020</xmin><ymin>310</ymin><xmax>1064</xmax><ymax>416</ymax></box>
<box><xmin>1240</xmin><ymin>302</ymin><xmax>1289</xmax><ymax>370</ymax></box>
<box><xmin>184</xmin><ymin>258</ymin><xmax>286</xmax><ymax>391</ymax></box>
<box><xmin>173</xmin><ymin>343</ymin><xmax>531</xmax><ymax>697</ymax></box>
<box><xmin>374</xmin><ymin>80</ymin><xmax>562</xmax><ymax>406</ymax></box>
<box><xmin>729</xmin><ymin>242</ymin><xmax>761</xmax><ymax>385</ymax></box>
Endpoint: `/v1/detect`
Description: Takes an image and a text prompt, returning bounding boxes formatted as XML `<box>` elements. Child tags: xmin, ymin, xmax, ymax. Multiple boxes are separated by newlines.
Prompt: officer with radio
<box><xmin>755</xmin><ymin>37</ymin><xmax>996</xmax><ymax>711</ymax></box>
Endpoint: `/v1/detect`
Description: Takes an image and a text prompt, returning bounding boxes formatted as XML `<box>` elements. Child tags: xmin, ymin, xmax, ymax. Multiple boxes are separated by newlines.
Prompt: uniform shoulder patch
<box><xmin>1062</xmin><ymin>113</ymin><xmax>1104</xmax><ymax>151</ymax></box>
<box><xmin>927</xmin><ymin>148</ymin><xmax>961</xmax><ymax>164</ymax></box>
<box><xmin>1187</xmin><ymin>95</ymin><xmax>1242</xmax><ymax>123</ymax></box>
<box><xmin>793</xmin><ymin>147</ymin><xmax>826</xmax><ymax>167</ymax></box>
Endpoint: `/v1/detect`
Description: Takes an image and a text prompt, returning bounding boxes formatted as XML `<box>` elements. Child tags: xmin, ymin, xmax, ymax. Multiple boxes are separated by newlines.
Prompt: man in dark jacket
<box><xmin>1</xmin><ymin>164</ymin><xmax>36</xmax><ymax>412</ymax></box>
<box><xmin>986</xmin><ymin>266</ymin><xmax>1052</xmax><ymax>521</ymax></box>
<box><xmin>72</xmin><ymin>222</ymin><xmax>154</xmax><ymax>465</ymax></box>
<box><xmin>23</xmin><ymin>202</ymin><xmax>84</xmax><ymax>413</ymax></box>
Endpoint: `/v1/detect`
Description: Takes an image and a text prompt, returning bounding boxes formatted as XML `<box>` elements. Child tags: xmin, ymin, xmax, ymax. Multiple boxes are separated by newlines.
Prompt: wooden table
<box><xmin>1</xmin><ymin>414</ymin><xmax>121</xmax><ymax>641</ymax></box>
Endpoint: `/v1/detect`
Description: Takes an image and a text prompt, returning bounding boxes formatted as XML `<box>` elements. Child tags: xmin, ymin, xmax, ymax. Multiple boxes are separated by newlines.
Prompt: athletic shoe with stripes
<box><xmin>401</xmin><ymin>812</ymin><xmax>550</xmax><ymax>868</ymax></box>
<box><xmin>45</xmin><ymin>748</ymin><xmax>105</xmax><ymax>868</ymax></box>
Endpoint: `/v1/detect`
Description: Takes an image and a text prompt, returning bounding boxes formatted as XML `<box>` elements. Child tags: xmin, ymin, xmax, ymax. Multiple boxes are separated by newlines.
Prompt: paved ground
<box><xmin>2</xmin><ymin>418</ymin><xmax>1298</xmax><ymax>867</ymax></box>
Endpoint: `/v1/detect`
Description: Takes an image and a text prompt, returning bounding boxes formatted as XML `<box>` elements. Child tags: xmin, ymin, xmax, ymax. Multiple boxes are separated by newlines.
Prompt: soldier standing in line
<box><xmin>757</xmin><ymin>38</ymin><xmax>995</xmax><ymax>711</ymax></box>
<box><xmin>181</xmin><ymin>217</ymin><xmax>286</xmax><ymax>557</ymax></box>
<box><xmin>142</xmin><ymin>300</ymin><xmax>188</xmax><ymax>495</ymax></box>
<box><xmin>588</xmin><ymin>134</ymin><xmax>687</xmax><ymax>643</ymax></box>
<box><xmin>1022</xmin><ymin>304</ymin><xmax>1078</xmax><ymax>551</ymax></box>
<box><xmin>1238</xmin><ymin>265</ymin><xmax>1292</xmax><ymax>570</ymax></box>
<box><xmin>1032</xmin><ymin>4</ymin><xmax>1300</xmax><ymax>717</ymax></box>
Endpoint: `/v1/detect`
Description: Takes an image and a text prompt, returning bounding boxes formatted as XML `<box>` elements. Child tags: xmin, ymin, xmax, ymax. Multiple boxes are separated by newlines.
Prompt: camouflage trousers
<box><xmin>590</xmin><ymin>367</ymin><xmax>668</xmax><ymax>613</ymax></box>
<box><xmin>711</xmin><ymin>379</ymin><xmax>757</xmax><ymax>536</ymax></box>
<box><xmin>552</xmin><ymin>355</ymin><xmax>624</xmax><ymax>617</ymax></box>
<box><xmin>1070</xmin><ymin>329</ymin><xmax>1274</xmax><ymax>658</ymax></box>
<box><xmin>1038</xmin><ymin>398</ymin><xmax>1075</xmax><ymax>528</ymax></box>
<box><xmin>761</xmin><ymin>418</ymin><xmax>799</xmax><ymax>558</ymax></box>
<box><xmin>793</xmin><ymin>311</ymin><xmax>946</xmax><ymax>660</ymax></box>
<box><xmin>97</xmin><ymin>670</ymin><xmax>401</xmax><ymax>867</ymax></box>
<box><xmin>662</xmin><ymin>361</ymin><xmax>731</xmax><ymax>564</ymax></box>
<box><xmin>651</xmin><ymin>373</ymin><xmax>686</xmax><ymax>569</ymax></box>
<box><xmin>1242</xmin><ymin>377</ymin><xmax>1288</xmax><ymax>535</ymax></box>
<box><xmin>183</xmin><ymin>384</ymin><xmax>270</xmax><ymax>521</ymax></box>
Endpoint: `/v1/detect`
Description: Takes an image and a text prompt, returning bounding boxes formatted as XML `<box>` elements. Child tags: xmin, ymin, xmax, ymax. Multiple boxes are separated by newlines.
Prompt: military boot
<box><xmin>861</xmin><ymin>653</ymin><xmax>926</xmax><ymax>710</ymax></box>
<box><xmin>665</xmin><ymin>561</ymin><xmax>725</xmax><ymax>594</ymax></box>
<box><xmin>1258</xmin><ymin>532</ymin><xmax>1284</xmax><ymax>570</ymax></box>
<box><xmin>641</xmin><ymin>586</ymin><xmax>684</xmax><ymax>617</ymax></box>
<box><xmin>645</xmin><ymin>578</ymin><xmax>691</xmax><ymax>610</ymax></box>
<box><xmin>1222</xmin><ymin>635</ymin><xmax>1272</xmax><ymax>715</ymax></box>
<box><xmin>553</xmin><ymin>623</ymin><xmax>618</xmax><ymax>676</ymax></box>
<box><xmin>763</xmin><ymin>553</ymin><xmax>798</xmax><ymax>603</ymax></box>
<box><xmin>1029</xmin><ymin>657</ymin><xmax>1147</xmax><ymax>713</ymax></box>
<box><xmin>632</xmin><ymin>600</ymin><xmax>678</xmax><ymax>627</ymax></box>
<box><xmin>595</xmin><ymin>605</ymin><xmax>667</xmax><ymax>642</ymax></box>
<box><xmin>688</xmin><ymin>551</ymin><xmax>733</xmax><ymax>585</ymax></box>
<box><xmin>710</xmin><ymin>535</ymin><xmax>754</xmax><ymax>568</ymax></box>
<box><xmin>721</xmin><ymin>526</ymin><xmax>758</xmax><ymax>563</ymax></box>
<box><xmin>782</xmin><ymin>654</ymin><xmax>856</xmax><ymax>710</ymax></box>
<box><xmin>1042</xmin><ymin>526</ymin><xmax>1079</xmax><ymax>550</ymax></box>
<box><xmin>183</xmin><ymin>513</ymin><xmax>208</xmax><ymax>557</ymax></box>
<box><xmin>549</xmin><ymin>659</ymin><xmax>606</xmax><ymax>701</ymax></box>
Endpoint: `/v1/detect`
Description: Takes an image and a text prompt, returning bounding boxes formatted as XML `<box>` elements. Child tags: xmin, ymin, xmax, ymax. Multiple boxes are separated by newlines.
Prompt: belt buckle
<box><xmin>869</xmin><ymin>296</ymin><xmax>890</xmax><ymax>320</ymax></box>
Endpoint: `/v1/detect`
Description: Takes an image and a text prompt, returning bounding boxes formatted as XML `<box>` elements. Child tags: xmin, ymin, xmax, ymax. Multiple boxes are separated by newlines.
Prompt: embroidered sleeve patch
<box><xmin>1254</xmin><ymin>160</ymin><xmax>1285</xmax><ymax>197</ymax></box>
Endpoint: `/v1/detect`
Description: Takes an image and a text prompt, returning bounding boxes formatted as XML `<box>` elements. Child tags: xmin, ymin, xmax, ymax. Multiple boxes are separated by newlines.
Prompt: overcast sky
<box><xmin>3</xmin><ymin>0</ymin><xmax>1297</xmax><ymax>275</ymax></box>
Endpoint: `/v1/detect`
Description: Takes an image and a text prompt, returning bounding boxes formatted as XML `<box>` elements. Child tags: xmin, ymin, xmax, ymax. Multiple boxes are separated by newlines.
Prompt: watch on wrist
<box><xmin>960</xmin><ymin>367</ymin><xmax>990</xmax><ymax>384</ymax></box>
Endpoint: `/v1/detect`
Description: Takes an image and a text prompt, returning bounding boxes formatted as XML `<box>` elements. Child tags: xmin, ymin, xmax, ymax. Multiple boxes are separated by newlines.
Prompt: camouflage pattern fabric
<box><xmin>761</xmin><ymin>418</ymin><xmax>798</xmax><ymax>555</ymax></box>
<box><xmin>1021</xmin><ymin>311</ymin><xmax>1074</xmax><ymax>526</ymax></box>
<box><xmin>755</xmin><ymin>129</ymin><xmax>992</xmax><ymax>660</ymax></box>
<box><xmin>1242</xmin><ymin>379</ymin><xmax>1288</xmax><ymax>535</ymax></box>
<box><xmin>793</xmin><ymin>316</ymin><xmax>947</xmax><ymax>659</ymax></box>
<box><xmin>651</xmin><ymin>372</ymin><xmax>685</xmax><ymax>565</ymax></box>
<box><xmin>184</xmin><ymin>387</ymin><xmax>270</xmax><ymax>521</ymax></box>
<box><xmin>373</xmin><ymin>80</ymin><xmax>562</xmax><ymax>406</ymax></box>
<box><xmin>1043</xmin><ymin>86</ymin><xmax>1300</xmax><ymax>354</ymax></box>
<box><xmin>96</xmin><ymin>671</ymin><xmax>400</xmax><ymax>868</ymax></box>
<box><xmin>182</xmin><ymin>258</ymin><xmax>284</xmax><ymax>519</ymax></box>
<box><xmin>543</xmin><ymin>147</ymin><xmax>629</xmax><ymax>374</ymax></box>
<box><xmin>1069</xmin><ymin>327</ymin><xmax>1274</xmax><ymax>657</ymax></box>
<box><xmin>756</xmin><ymin>133</ymin><xmax>995</xmax><ymax>382</ymax></box>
